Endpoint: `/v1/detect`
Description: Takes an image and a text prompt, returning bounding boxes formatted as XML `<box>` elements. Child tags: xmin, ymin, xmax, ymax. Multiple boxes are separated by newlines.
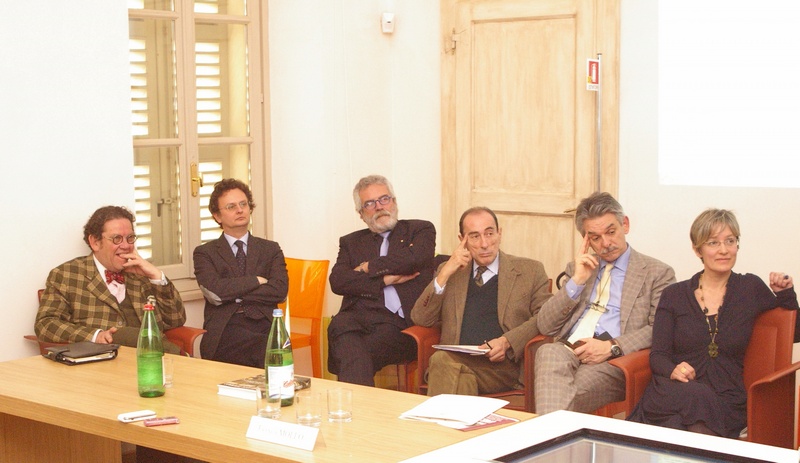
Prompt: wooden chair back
<box><xmin>742</xmin><ymin>307</ymin><xmax>795</xmax><ymax>388</ymax></box>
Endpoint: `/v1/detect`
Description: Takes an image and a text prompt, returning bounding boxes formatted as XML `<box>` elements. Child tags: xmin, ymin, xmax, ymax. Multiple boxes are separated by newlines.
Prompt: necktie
<box><xmin>474</xmin><ymin>266</ymin><xmax>488</xmax><ymax>287</ymax></box>
<box><xmin>235</xmin><ymin>240</ymin><xmax>246</xmax><ymax>276</ymax></box>
<box><xmin>568</xmin><ymin>262</ymin><xmax>614</xmax><ymax>344</ymax></box>
<box><xmin>105</xmin><ymin>270</ymin><xmax>124</xmax><ymax>284</ymax></box>
<box><xmin>380</xmin><ymin>233</ymin><xmax>404</xmax><ymax>317</ymax></box>
<box><xmin>105</xmin><ymin>270</ymin><xmax>126</xmax><ymax>303</ymax></box>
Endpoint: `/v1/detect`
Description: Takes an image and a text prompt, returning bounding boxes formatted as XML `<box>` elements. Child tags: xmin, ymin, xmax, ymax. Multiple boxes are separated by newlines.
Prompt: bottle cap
<box><xmin>273</xmin><ymin>308</ymin><xmax>283</xmax><ymax>317</ymax></box>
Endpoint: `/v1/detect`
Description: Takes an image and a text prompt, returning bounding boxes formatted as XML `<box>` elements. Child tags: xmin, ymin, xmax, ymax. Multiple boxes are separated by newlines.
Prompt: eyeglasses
<box><xmin>104</xmin><ymin>234</ymin><xmax>137</xmax><ymax>245</ymax></box>
<box><xmin>362</xmin><ymin>195</ymin><xmax>394</xmax><ymax>211</ymax></box>
<box><xmin>223</xmin><ymin>200</ymin><xmax>250</xmax><ymax>212</ymax></box>
<box><xmin>704</xmin><ymin>237</ymin><xmax>738</xmax><ymax>249</ymax></box>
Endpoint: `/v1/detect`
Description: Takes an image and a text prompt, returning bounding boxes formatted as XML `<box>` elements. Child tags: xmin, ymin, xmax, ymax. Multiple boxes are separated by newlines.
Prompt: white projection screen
<box><xmin>658</xmin><ymin>1</ymin><xmax>800</xmax><ymax>188</ymax></box>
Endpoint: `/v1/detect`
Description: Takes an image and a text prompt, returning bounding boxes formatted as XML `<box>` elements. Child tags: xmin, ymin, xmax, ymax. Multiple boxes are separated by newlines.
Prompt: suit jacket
<box><xmin>194</xmin><ymin>233</ymin><xmax>288</xmax><ymax>360</ymax></box>
<box><xmin>35</xmin><ymin>254</ymin><xmax>186</xmax><ymax>344</ymax></box>
<box><xmin>412</xmin><ymin>251</ymin><xmax>552</xmax><ymax>362</ymax></box>
<box><xmin>537</xmin><ymin>247</ymin><xmax>675</xmax><ymax>354</ymax></box>
<box><xmin>328</xmin><ymin>219</ymin><xmax>436</xmax><ymax>331</ymax></box>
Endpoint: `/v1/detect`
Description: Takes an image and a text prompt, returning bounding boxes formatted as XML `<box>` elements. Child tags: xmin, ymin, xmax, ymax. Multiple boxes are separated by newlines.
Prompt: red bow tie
<box><xmin>105</xmin><ymin>270</ymin><xmax>125</xmax><ymax>284</ymax></box>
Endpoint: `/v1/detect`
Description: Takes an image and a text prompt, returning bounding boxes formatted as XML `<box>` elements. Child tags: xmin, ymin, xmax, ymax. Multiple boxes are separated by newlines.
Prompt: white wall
<box><xmin>619</xmin><ymin>0</ymin><xmax>800</xmax><ymax>283</ymax></box>
<box><xmin>0</xmin><ymin>1</ymin><xmax>133</xmax><ymax>361</ymax></box>
<box><xmin>267</xmin><ymin>0</ymin><xmax>442</xmax><ymax>318</ymax></box>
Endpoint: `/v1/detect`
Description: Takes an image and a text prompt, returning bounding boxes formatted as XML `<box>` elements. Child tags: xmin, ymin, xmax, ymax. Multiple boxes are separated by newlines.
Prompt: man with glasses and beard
<box><xmin>328</xmin><ymin>175</ymin><xmax>436</xmax><ymax>386</ymax></box>
<box><xmin>36</xmin><ymin>205</ymin><xmax>186</xmax><ymax>353</ymax></box>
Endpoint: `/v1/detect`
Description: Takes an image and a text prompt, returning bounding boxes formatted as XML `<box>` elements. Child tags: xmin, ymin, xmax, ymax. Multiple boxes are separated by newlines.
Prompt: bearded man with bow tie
<box><xmin>35</xmin><ymin>205</ymin><xmax>186</xmax><ymax>353</ymax></box>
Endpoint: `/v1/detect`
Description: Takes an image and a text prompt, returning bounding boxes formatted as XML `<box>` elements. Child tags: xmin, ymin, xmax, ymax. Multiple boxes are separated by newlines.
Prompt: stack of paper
<box><xmin>399</xmin><ymin>394</ymin><xmax>509</xmax><ymax>428</ymax></box>
<box><xmin>432</xmin><ymin>344</ymin><xmax>490</xmax><ymax>355</ymax></box>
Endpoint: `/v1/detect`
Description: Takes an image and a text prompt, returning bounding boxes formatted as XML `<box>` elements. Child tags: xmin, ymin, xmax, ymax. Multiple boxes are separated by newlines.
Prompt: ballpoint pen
<box><xmin>484</xmin><ymin>339</ymin><xmax>493</xmax><ymax>349</ymax></box>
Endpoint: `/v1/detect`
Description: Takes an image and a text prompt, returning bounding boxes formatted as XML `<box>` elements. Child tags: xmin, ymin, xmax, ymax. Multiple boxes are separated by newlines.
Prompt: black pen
<box><xmin>484</xmin><ymin>339</ymin><xmax>493</xmax><ymax>350</ymax></box>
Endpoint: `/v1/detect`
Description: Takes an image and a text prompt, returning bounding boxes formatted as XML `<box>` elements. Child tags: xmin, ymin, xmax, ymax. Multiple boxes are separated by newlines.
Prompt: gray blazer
<box><xmin>537</xmin><ymin>247</ymin><xmax>675</xmax><ymax>355</ymax></box>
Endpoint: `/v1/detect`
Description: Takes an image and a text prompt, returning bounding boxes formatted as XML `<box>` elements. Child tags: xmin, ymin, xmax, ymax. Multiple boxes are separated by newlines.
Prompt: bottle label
<box><xmin>267</xmin><ymin>364</ymin><xmax>295</xmax><ymax>399</ymax></box>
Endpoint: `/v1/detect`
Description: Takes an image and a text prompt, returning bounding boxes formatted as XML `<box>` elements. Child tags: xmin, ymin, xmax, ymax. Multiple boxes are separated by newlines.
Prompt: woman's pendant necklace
<box><xmin>708</xmin><ymin>343</ymin><xmax>719</xmax><ymax>358</ymax></box>
<box><xmin>707</xmin><ymin>315</ymin><xmax>719</xmax><ymax>358</ymax></box>
<box><xmin>699</xmin><ymin>274</ymin><xmax>723</xmax><ymax>358</ymax></box>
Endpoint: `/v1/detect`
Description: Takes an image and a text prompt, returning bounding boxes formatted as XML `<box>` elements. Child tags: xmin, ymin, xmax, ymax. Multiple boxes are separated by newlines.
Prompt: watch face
<box><xmin>611</xmin><ymin>345</ymin><xmax>622</xmax><ymax>357</ymax></box>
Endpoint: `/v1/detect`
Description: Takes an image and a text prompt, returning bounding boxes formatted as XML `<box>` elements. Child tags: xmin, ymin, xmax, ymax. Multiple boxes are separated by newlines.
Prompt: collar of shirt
<box><xmin>92</xmin><ymin>253</ymin><xmax>168</xmax><ymax>287</ymax></box>
<box><xmin>599</xmin><ymin>243</ymin><xmax>631</xmax><ymax>275</ymax></box>
<box><xmin>223</xmin><ymin>232</ymin><xmax>250</xmax><ymax>255</ymax></box>
<box><xmin>92</xmin><ymin>255</ymin><xmax>116</xmax><ymax>289</ymax></box>
<box><xmin>472</xmin><ymin>254</ymin><xmax>500</xmax><ymax>280</ymax></box>
<box><xmin>564</xmin><ymin>244</ymin><xmax>632</xmax><ymax>299</ymax></box>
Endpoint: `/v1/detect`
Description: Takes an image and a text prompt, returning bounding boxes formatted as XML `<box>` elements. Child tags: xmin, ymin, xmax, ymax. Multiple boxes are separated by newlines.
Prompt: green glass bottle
<box><xmin>137</xmin><ymin>295</ymin><xmax>165</xmax><ymax>398</ymax></box>
<box><xmin>265</xmin><ymin>308</ymin><xmax>294</xmax><ymax>406</ymax></box>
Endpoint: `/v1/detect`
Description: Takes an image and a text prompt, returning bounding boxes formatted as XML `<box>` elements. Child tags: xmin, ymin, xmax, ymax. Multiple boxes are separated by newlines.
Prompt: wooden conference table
<box><xmin>0</xmin><ymin>347</ymin><xmax>533</xmax><ymax>462</ymax></box>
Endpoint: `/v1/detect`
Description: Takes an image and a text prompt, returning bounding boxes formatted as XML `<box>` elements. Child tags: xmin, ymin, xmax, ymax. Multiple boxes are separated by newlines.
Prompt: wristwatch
<box><xmin>610</xmin><ymin>339</ymin><xmax>623</xmax><ymax>358</ymax></box>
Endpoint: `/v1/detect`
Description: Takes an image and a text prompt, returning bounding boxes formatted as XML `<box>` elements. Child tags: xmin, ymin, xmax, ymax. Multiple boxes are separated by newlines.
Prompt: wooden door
<box><xmin>441</xmin><ymin>0</ymin><xmax>620</xmax><ymax>280</ymax></box>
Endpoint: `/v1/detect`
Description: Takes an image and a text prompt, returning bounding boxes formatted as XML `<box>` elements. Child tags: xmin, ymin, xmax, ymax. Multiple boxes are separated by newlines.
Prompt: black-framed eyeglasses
<box><xmin>223</xmin><ymin>200</ymin><xmax>250</xmax><ymax>212</ymax></box>
<box><xmin>104</xmin><ymin>234</ymin><xmax>137</xmax><ymax>245</ymax></box>
<box><xmin>362</xmin><ymin>195</ymin><xmax>394</xmax><ymax>211</ymax></box>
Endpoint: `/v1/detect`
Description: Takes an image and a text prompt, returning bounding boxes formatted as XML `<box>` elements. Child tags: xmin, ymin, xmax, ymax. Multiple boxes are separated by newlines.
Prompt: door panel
<box><xmin>442</xmin><ymin>0</ymin><xmax>619</xmax><ymax>280</ymax></box>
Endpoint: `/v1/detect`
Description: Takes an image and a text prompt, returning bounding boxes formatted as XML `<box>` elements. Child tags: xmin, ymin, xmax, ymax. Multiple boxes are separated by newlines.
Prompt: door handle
<box><xmin>191</xmin><ymin>163</ymin><xmax>204</xmax><ymax>197</ymax></box>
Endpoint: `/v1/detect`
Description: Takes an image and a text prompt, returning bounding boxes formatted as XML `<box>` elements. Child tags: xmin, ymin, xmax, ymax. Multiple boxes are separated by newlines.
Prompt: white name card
<box><xmin>246</xmin><ymin>416</ymin><xmax>319</xmax><ymax>451</ymax></box>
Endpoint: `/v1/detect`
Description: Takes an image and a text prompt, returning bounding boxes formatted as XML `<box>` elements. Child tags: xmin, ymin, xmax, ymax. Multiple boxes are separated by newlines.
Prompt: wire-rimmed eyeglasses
<box><xmin>104</xmin><ymin>234</ymin><xmax>138</xmax><ymax>245</ymax></box>
<box><xmin>223</xmin><ymin>200</ymin><xmax>250</xmax><ymax>212</ymax></box>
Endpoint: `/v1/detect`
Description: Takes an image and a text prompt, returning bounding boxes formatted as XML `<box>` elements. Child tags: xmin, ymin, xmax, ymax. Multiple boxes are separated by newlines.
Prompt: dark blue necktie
<box><xmin>235</xmin><ymin>240</ymin><xmax>246</xmax><ymax>276</ymax></box>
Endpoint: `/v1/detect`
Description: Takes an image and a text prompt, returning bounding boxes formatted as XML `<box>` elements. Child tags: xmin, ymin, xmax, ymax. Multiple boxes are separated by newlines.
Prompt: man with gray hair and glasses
<box><xmin>328</xmin><ymin>174</ymin><xmax>436</xmax><ymax>386</ymax></box>
<box><xmin>534</xmin><ymin>192</ymin><xmax>675</xmax><ymax>414</ymax></box>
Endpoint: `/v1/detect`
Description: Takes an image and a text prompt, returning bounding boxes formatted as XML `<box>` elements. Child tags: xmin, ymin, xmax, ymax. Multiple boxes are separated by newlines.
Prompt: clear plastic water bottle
<box><xmin>265</xmin><ymin>308</ymin><xmax>294</xmax><ymax>406</ymax></box>
<box><xmin>137</xmin><ymin>295</ymin><xmax>165</xmax><ymax>398</ymax></box>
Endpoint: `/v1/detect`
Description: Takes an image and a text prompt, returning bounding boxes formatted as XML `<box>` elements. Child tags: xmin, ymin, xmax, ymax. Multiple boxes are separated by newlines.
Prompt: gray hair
<box><xmin>574</xmin><ymin>192</ymin><xmax>625</xmax><ymax>236</ymax></box>
<box><xmin>352</xmin><ymin>174</ymin><xmax>396</xmax><ymax>212</ymax></box>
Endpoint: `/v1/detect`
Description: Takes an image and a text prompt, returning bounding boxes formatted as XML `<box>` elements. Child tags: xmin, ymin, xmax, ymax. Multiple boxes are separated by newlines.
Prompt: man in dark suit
<box><xmin>194</xmin><ymin>178</ymin><xmax>288</xmax><ymax>367</ymax></box>
<box><xmin>412</xmin><ymin>207</ymin><xmax>552</xmax><ymax>396</ymax></box>
<box><xmin>328</xmin><ymin>175</ymin><xmax>436</xmax><ymax>386</ymax></box>
<box><xmin>534</xmin><ymin>192</ymin><xmax>675</xmax><ymax>414</ymax></box>
<box><xmin>36</xmin><ymin>206</ymin><xmax>185</xmax><ymax>353</ymax></box>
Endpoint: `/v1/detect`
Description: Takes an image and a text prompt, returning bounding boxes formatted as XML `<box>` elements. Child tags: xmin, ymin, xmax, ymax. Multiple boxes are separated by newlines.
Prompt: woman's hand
<box><xmin>769</xmin><ymin>272</ymin><xmax>793</xmax><ymax>292</ymax></box>
<box><xmin>670</xmin><ymin>361</ymin><xmax>695</xmax><ymax>383</ymax></box>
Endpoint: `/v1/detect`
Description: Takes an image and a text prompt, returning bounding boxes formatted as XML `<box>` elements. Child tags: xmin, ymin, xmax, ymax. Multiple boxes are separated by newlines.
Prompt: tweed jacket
<box><xmin>194</xmin><ymin>233</ymin><xmax>288</xmax><ymax>360</ymax></box>
<box><xmin>411</xmin><ymin>251</ymin><xmax>552</xmax><ymax>362</ymax></box>
<box><xmin>328</xmin><ymin>219</ymin><xmax>436</xmax><ymax>329</ymax></box>
<box><xmin>536</xmin><ymin>247</ymin><xmax>675</xmax><ymax>355</ymax></box>
<box><xmin>35</xmin><ymin>254</ymin><xmax>186</xmax><ymax>343</ymax></box>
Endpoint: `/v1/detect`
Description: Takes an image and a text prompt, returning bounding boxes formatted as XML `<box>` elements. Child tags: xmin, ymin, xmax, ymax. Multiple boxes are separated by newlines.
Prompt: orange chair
<box><xmin>278</xmin><ymin>257</ymin><xmax>329</xmax><ymax>378</ymax></box>
<box><xmin>609</xmin><ymin>307</ymin><xmax>798</xmax><ymax>449</ymax></box>
<box><xmin>27</xmin><ymin>289</ymin><xmax>206</xmax><ymax>357</ymax></box>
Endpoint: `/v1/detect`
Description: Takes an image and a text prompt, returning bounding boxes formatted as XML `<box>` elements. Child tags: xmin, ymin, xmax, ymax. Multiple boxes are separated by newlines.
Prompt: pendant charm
<box><xmin>708</xmin><ymin>342</ymin><xmax>719</xmax><ymax>358</ymax></box>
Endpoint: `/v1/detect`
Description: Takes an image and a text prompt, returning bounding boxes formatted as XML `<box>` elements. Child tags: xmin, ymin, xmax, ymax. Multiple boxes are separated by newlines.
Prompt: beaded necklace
<box><xmin>698</xmin><ymin>273</ymin><xmax>726</xmax><ymax>358</ymax></box>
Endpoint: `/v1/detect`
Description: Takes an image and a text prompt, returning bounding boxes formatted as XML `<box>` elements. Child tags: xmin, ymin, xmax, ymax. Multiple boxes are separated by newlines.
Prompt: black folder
<box><xmin>43</xmin><ymin>341</ymin><xmax>120</xmax><ymax>365</ymax></box>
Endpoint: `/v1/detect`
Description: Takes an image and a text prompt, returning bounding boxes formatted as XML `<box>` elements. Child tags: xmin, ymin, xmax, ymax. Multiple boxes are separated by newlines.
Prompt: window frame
<box><xmin>128</xmin><ymin>1</ymin><xmax>269</xmax><ymax>300</ymax></box>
